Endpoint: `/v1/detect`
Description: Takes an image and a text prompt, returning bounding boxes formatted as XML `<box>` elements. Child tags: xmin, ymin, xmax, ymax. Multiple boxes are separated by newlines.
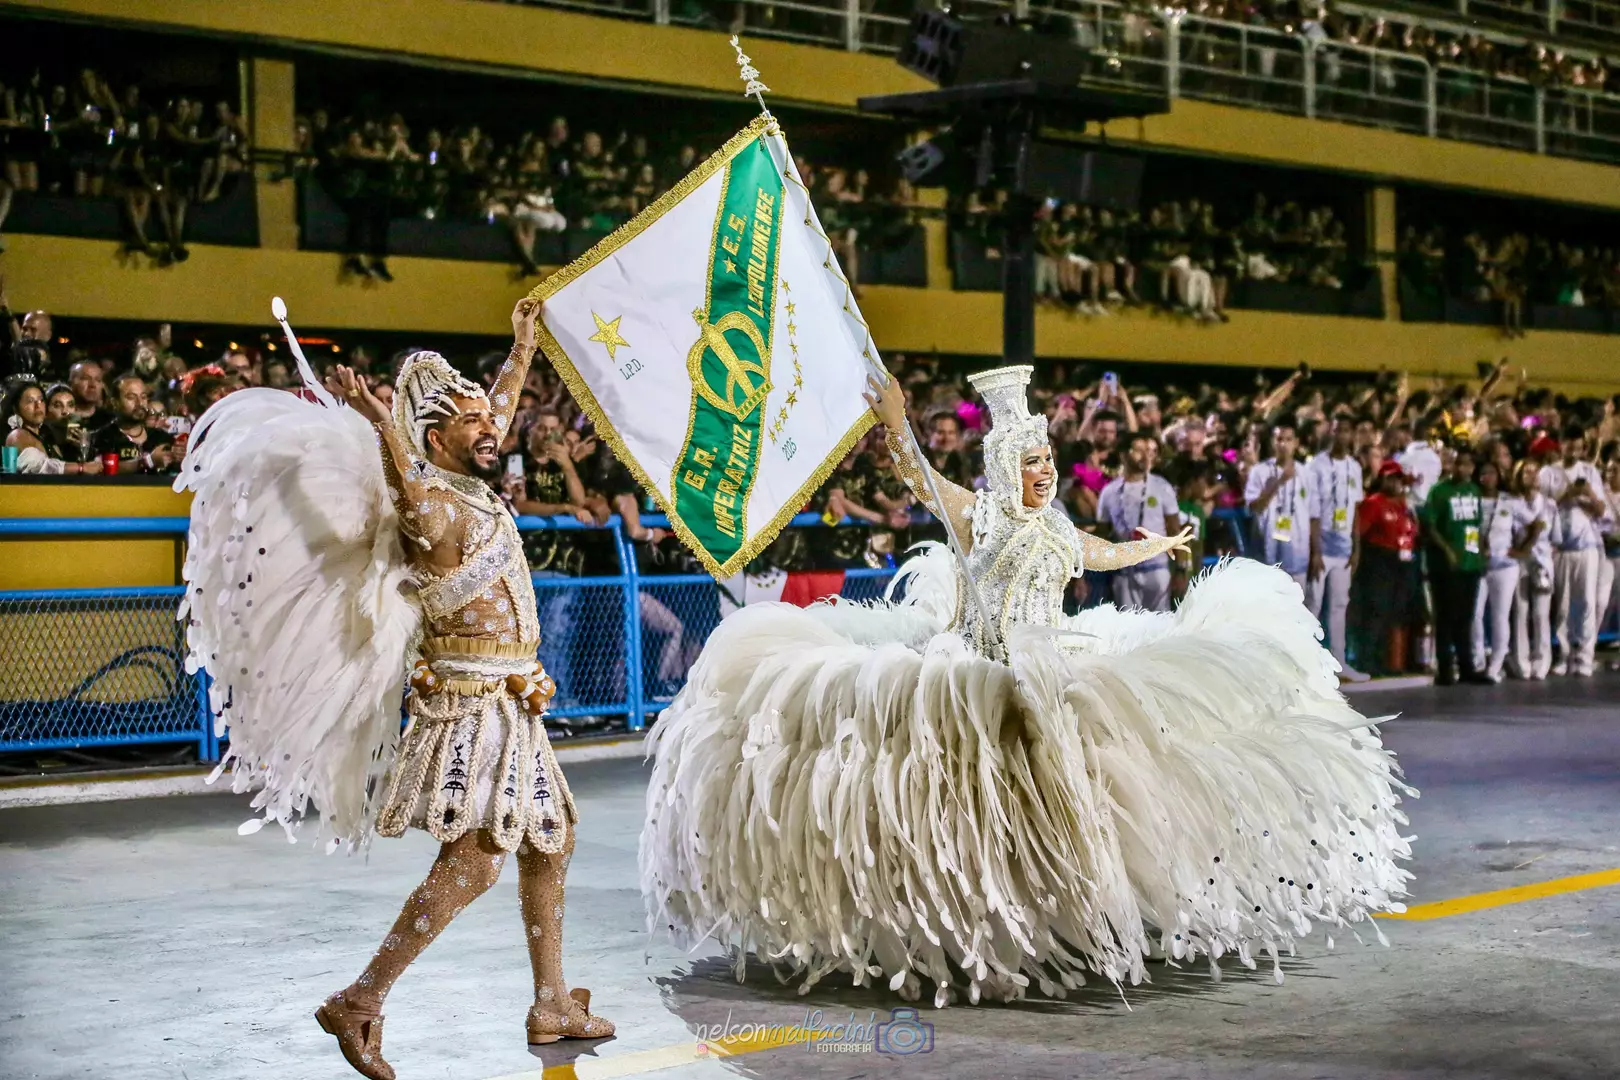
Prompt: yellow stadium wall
<box><xmin>0</xmin><ymin>484</ymin><xmax>192</xmax><ymax>590</ymax></box>
<box><xmin>8</xmin><ymin>233</ymin><xmax>1620</xmax><ymax>394</ymax></box>
<box><xmin>0</xmin><ymin>601</ymin><xmax>188</xmax><ymax>706</ymax></box>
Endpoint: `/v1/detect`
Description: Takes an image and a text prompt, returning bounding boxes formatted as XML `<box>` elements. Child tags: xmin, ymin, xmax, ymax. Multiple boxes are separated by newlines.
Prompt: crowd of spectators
<box><xmin>6</xmin><ymin>282</ymin><xmax>1618</xmax><ymax>687</ymax></box>
<box><xmin>0</xmin><ymin>282</ymin><xmax>258</xmax><ymax>475</ymax></box>
<box><xmin>1126</xmin><ymin>0</ymin><xmax>1618</xmax><ymax>99</ymax></box>
<box><xmin>958</xmin><ymin>190</ymin><xmax>1356</xmax><ymax>322</ymax></box>
<box><xmin>0</xmin><ymin>67</ymin><xmax>248</xmax><ymax>261</ymax></box>
<box><xmin>783</xmin><ymin>352</ymin><xmax>1620</xmax><ymax>684</ymax></box>
<box><xmin>1399</xmin><ymin>222</ymin><xmax>1620</xmax><ymax>334</ymax></box>
<box><xmin>295</xmin><ymin>104</ymin><xmax>923</xmax><ymax>287</ymax></box>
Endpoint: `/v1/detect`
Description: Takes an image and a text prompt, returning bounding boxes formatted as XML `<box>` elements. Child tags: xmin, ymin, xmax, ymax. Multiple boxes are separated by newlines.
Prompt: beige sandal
<box><xmin>526</xmin><ymin>988</ymin><xmax>616</xmax><ymax>1044</ymax></box>
<box><xmin>315</xmin><ymin>991</ymin><xmax>396</xmax><ymax>1080</ymax></box>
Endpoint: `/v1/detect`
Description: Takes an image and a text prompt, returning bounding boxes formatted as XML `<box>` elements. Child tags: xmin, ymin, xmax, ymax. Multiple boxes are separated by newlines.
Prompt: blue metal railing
<box><xmin>0</xmin><ymin>513</ymin><xmax>898</xmax><ymax>758</ymax></box>
<box><xmin>3</xmin><ymin>508</ymin><xmax>1612</xmax><ymax>759</ymax></box>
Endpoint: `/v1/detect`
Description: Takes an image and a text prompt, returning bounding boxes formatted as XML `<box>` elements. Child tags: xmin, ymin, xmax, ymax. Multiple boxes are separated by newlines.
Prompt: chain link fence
<box><xmin>0</xmin><ymin>519</ymin><xmax>897</xmax><ymax>759</ymax></box>
<box><xmin>8</xmin><ymin>514</ymin><xmax>1611</xmax><ymax>763</ymax></box>
<box><xmin>0</xmin><ymin>586</ymin><xmax>208</xmax><ymax>757</ymax></box>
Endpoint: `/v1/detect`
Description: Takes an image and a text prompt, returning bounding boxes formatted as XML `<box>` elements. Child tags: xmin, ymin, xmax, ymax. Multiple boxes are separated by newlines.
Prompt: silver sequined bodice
<box><xmin>954</xmin><ymin>499</ymin><xmax>1084</xmax><ymax>658</ymax></box>
<box><xmin>411</xmin><ymin>465</ymin><xmax>540</xmax><ymax>645</ymax></box>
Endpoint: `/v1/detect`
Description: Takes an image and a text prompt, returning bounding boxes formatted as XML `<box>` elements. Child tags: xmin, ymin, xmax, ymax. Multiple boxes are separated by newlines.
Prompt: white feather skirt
<box><xmin>640</xmin><ymin>554</ymin><xmax>1415</xmax><ymax>1005</ymax></box>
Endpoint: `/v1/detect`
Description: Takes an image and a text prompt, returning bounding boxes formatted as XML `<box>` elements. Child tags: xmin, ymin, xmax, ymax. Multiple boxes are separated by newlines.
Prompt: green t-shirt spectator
<box><xmin>1425</xmin><ymin>478</ymin><xmax>1485</xmax><ymax>573</ymax></box>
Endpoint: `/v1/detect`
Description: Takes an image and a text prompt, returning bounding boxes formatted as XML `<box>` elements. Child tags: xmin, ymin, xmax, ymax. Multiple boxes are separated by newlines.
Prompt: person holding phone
<box><xmin>1508</xmin><ymin>458</ymin><xmax>1557</xmax><ymax>680</ymax></box>
<box><xmin>1470</xmin><ymin>458</ymin><xmax>1519</xmax><ymax>683</ymax></box>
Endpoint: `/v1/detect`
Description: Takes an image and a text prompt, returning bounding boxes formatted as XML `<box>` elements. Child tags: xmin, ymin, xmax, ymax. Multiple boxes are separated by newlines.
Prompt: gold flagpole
<box><xmin>728</xmin><ymin>39</ymin><xmax>999</xmax><ymax>648</ymax></box>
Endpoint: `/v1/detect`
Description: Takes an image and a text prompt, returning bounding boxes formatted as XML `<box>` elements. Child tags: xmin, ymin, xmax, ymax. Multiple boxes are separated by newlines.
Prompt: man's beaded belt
<box><xmin>411</xmin><ymin>637</ymin><xmax>554</xmax><ymax>715</ymax></box>
<box><xmin>420</xmin><ymin>635</ymin><xmax>540</xmax><ymax>661</ymax></box>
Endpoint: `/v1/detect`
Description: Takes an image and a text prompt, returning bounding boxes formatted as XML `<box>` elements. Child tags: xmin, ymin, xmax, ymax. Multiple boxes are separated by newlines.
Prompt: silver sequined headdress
<box><xmin>968</xmin><ymin>365</ymin><xmax>1049</xmax><ymax>499</ymax></box>
<box><xmin>392</xmin><ymin>351</ymin><xmax>488</xmax><ymax>456</ymax></box>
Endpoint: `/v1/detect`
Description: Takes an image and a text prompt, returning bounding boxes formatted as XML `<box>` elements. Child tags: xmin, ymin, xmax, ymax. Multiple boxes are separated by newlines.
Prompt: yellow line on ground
<box><xmin>481</xmin><ymin>868</ymin><xmax>1620</xmax><ymax>1079</ymax></box>
<box><xmin>1379</xmin><ymin>867</ymin><xmax>1620</xmax><ymax>920</ymax></box>
<box><xmin>483</xmin><ymin>1029</ymin><xmax>819</xmax><ymax>1080</ymax></box>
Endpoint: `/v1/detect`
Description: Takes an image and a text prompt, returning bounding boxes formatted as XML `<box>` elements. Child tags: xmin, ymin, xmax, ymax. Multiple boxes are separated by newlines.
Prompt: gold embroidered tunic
<box><xmin>374</xmin><ymin>343</ymin><xmax>577</xmax><ymax>853</ymax></box>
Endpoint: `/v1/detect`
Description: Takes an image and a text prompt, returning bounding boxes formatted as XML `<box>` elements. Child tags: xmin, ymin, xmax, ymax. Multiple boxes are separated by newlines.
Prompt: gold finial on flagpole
<box><xmin>730</xmin><ymin>35</ymin><xmax>775</xmax><ymax>127</ymax></box>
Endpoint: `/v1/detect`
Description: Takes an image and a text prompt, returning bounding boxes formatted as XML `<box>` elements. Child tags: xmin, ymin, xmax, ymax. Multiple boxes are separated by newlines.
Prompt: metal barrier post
<box><xmin>1425</xmin><ymin>66</ymin><xmax>1438</xmax><ymax>137</ymax></box>
<box><xmin>843</xmin><ymin>0</ymin><xmax>859</xmax><ymax>51</ymax></box>
<box><xmin>1303</xmin><ymin>41</ymin><xmax>1316</xmax><ymax>119</ymax></box>
<box><xmin>1534</xmin><ymin>87</ymin><xmax>1546</xmax><ymax>154</ymax></box>
<box><xmin>653</xmin><ymin>0</ymin><xmax>669</xmax><ymax>24</ymax></box>
<box><xmin>196</xmin><ymin>670</ymin><xmax>215</xmax><ymax>763</ymax></box>
<box><xmin>1165</xmin><ymin>16</ymin><xmax>1180</xmax><ymax>99</ymax></box>
<box><xmin>612</xmin><ymin>519</ymin><xmax>646</xmax><ymax>731</ymax></box>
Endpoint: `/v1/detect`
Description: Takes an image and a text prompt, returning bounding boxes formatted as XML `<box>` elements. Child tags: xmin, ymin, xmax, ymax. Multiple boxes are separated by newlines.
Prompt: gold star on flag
<box><xmin>786</xmin><ymin>390</ymin><xmax>799</xmax><ymax>407</ymax></box>
<box><xmin>588</xmin><ymin>312</ymin><xmax>630</xmax><ymax>361</ymax></box>
<box><xmin>785</xmin><ymin>301</ymin><xmax>797</xmax><ymax>317</ymax></box>
<box><xmin>724</xmin><ymin>258</ymin><xmax>739</xmax><ymax>276</ymax></box>
<box><xmin>786</xmin><ymin>321</ymin><xmax>797</xmax><ymax>336</ymax></box>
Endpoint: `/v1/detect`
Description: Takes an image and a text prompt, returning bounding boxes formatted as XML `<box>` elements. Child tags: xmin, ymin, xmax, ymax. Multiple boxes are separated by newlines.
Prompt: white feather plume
<box><xmin>176</xmin><ymin>387</ymin><xmax>422</xmax><ymax>850</ymax></box>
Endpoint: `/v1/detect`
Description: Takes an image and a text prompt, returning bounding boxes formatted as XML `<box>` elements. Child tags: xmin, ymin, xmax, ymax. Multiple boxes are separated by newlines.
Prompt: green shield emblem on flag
<box><xmin>528</xmin><ymin>114</ymin><xmax>878</xmax><ymax>580</ymax></box>
<box><xmin>672</xmin><ymin>137</ymin><xmax>784</xmax><ymax>565</ymax></box>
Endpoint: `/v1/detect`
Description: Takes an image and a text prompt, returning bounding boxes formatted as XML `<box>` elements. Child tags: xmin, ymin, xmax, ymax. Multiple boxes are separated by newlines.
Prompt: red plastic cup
<box><xmin>101</xmin><ymin>453</ymin><xmax>119</xmax><ymax>476</ymax></box>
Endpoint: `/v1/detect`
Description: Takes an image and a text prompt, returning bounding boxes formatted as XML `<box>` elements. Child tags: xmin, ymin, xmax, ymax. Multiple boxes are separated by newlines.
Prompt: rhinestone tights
<box><xmin>340</xmin><ymin>828</ymin><xmax>575</xmax><ymax>1017</ymax></box>
<box><xmin>517</xmin><ymin>830</ymin><xmax>575</xmax><ymax>1009</ymax></box>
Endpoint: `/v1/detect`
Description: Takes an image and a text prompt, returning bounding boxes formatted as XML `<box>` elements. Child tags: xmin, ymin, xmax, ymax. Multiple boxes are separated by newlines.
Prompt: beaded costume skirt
<box><xmin>376</xmin><ymin>641</ymin><xmax>576</xmax><ymax>853</ymax></box>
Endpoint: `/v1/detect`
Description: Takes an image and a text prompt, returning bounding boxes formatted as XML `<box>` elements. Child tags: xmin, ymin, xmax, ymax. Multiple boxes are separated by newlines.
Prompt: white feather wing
<box><xmin>175</xmin><ymin>388</ymin><xmax>422</xmax><ymax>850</ymax></box>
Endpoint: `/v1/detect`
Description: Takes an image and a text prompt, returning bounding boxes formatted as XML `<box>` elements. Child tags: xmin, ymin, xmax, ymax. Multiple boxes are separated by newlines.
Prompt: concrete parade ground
<box><xmin>2</xmin><ymin>674</ymin><xmax>1618</xmax><ymax>1080</ymax></box>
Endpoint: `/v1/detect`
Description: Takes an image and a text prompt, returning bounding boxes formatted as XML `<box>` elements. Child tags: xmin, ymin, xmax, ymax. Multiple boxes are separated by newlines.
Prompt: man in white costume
<box><xmin>1307</xmin><ymin>419</ymin><xmax>1367</xmax><ymax>679</ymax></box>
<box><xmin>1097</xmin><ymin>430</ymin><xmax>1182</xmax><ymax>612</ymax></box>
<box><xmin>179</xmin><ymin>299</ymin><xmax>612</xmax><ymax>1080</ymax></box>
<box><xmin>1540</xmin><ymin>428</ymin><xmax>1610</xmax><ymax>677</ymax></box>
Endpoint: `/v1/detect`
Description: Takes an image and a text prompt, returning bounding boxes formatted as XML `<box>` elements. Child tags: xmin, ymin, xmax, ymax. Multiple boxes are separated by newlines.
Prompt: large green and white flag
<box><xmin>531</xmin><ymin>114</ymin><xmax>878</xmax><ymax>578</ymax></box>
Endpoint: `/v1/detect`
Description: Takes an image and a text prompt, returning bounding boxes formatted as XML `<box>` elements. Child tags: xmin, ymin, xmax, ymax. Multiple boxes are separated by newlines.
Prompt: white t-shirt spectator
<box><xmin>1394</xmin><ymin>440</ymin><xmax>1443</xmax><ymax>505</ymax></box>
<box><xmin>1098</xmin><ymin>473</ymin><xmax>1179</xmax><ymax>572</ymax></box>
<box><xmin>1245</xmin><ymin>458</ymin><xmax>1321</xmax><ymax>575</ymax></box>
<box><xmin>1308</xmin><ymin>452</ymin><xmax>1362</xmax><ymax>561</ymax></box>
<box><xmin>1515</xmin><ymin>491</ymin><xmax>1559</xmax><ymax>587</ymax></box>
<box><xmin>1480</xmin><ymin>494</ymin><xmax>1520</xmax><ymax>571</ymax></box>
<box><xmin>1539</xmin><ymin>461</ymin><xmax>1609</xmax><ymax>552</ymax></box>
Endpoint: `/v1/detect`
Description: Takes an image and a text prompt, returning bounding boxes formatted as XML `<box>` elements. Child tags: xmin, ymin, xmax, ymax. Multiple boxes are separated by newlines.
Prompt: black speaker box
<box><xmin>1020</xmin><ymin>145</ymin><xmax>1144</xmax><ymax>211</ymax></box>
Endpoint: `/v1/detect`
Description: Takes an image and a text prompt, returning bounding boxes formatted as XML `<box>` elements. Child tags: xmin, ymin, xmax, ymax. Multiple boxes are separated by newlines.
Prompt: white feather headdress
<box><xmin>967</xmin><ymin>365</ymin><xmax>1048</xmax><ymax>498</ymax></box>
<box><xmin>392</xmin><ymin>351</ymin><xmax>487</xmax><ymax>456</ymax></box>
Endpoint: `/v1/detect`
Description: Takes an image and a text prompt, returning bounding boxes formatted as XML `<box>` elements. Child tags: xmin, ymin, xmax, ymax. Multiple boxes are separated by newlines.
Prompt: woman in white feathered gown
<box><xmin>640</xmin><ymin>364</ymin><xmax>1414</xmax><ymax>1007</ymax></box>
